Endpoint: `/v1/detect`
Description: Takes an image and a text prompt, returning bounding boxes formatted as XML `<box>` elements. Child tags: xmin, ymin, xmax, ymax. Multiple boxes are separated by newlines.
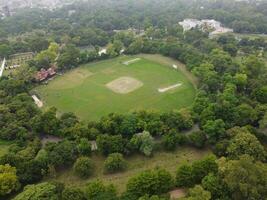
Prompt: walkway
<box><xmin>0</xmin><ymin>58</ymin><xmax>6</xmax><ymax>77</ymax></box>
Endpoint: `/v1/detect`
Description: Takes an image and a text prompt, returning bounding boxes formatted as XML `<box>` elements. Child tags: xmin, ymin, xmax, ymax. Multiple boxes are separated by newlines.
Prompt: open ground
<box><xmin>34</xmin><ymin>54</ymin><xmax>196</xmax><ymax>121</ymax></box>
<box><xmin>46</xmin><ymin>147</ymin><xmax>211</xmax><ymax>194</ymax></box>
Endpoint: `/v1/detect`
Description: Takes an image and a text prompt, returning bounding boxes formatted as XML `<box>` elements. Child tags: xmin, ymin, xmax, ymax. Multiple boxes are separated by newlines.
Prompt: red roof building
<box><xmin>35</xmin><ymin>67</ymin><xmax>56</xmax><ymax>82</ymax></box>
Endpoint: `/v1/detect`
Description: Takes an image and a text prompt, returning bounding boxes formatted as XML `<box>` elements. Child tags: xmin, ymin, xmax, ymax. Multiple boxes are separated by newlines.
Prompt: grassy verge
<box><xmin>47</xmin><ymin>147</ymin><xmax>211</xmax><ymax>193</ymax></box>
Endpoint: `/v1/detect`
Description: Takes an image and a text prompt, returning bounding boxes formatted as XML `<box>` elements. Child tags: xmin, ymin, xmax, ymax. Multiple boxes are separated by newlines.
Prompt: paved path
<box><xmin>0</xmin><ymin>58</ymin><xmax>6</xmax><ymax>77</ymax></box>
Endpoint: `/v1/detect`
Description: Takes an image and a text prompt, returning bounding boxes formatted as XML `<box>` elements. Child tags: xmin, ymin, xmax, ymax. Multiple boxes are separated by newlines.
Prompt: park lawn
<box><xmin>47</xmin><ymin>147</ymin><xmax>211</xmax><ymax>194</ymax></box>
<box><xmin>35</xmin><ymin>54</ymin><xmax>196</xmax><ymax>121</ymax></box>
<box><xmin>0</xmin><ymin>140</ymin><xmax>13</xmax><ymax>157</ymax></box>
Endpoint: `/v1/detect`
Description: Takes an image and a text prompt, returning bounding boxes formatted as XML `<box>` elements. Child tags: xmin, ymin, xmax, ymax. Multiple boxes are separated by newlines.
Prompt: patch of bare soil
<box><xmin>106</xmin><ymin>76</ymin><xmax>143</xmax><ymax>94</ymax></box>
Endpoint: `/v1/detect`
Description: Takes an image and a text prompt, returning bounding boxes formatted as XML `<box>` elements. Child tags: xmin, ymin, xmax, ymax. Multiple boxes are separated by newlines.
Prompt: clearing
<box><xmin>46</xmin><ymin>147</ymin><xmax>211</xmax><ymax>194</ymax></box>
<box><xmin>34</xmin><ymin>54</ymin><xmax>196</xmax><ymax>121</ymax></box>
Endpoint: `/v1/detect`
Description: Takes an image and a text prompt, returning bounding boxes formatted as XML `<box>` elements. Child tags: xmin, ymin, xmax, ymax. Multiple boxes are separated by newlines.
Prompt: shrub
<box><xmin>176</xmin><ymin>164</ymin><xmax>194</xmax><ymax>187</ymax></box>
<box><xmin>62</xmin><ymin>187</ymin><xmax>85</xmax><ymax>200</ymax></box>
<box><xmin>73</xmin><ymin>157</ymin><xmax>94</xmax><ymax>178</ymax></box>
<box><xmin>96</xmin><ymin>134</ymin><xmax>125</xmax><ymax>156</ymax></box>
<box><xmin>126</xmin><ymin>168</ymin><xmax>174</xmax><ymax>198</ymax></box>
<box><xmin>162</xmin><ymin>133</ymin><xmax>177</xmax><ymax>151</ymax></box>
<box><xmin>188</xmin><ymin>131</ymin><xmax>206</xmax><ymax>148</ymax></box>
<box><xmin>85</xmin><ymin>180</ymin><xmax>117</xmax><ymax>200</ymax></box>
<box><xmin>104</xmin><ymin>153</ymin><xmax>127</xmax><ymax>174</ymax></box>
<box><xmin>176</xmin><ymin>155</ymin><xmax>218</xmax><ymax>187</ymax></box>
<box><xmin>130</xmin><ymin>131</ymin><xmax>155</xmax><ymax>156</ymax></box>
<box><xmin>77</xmin><ymin>138</ymin><xmax>91</xmax><ymax>156</ymax></box>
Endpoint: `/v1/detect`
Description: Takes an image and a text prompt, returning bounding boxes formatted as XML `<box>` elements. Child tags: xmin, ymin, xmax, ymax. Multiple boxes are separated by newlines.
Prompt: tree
<box><xmin>13</xmin><ymin>182</ymin><xmax>59</xmax><ymax>200</ymax></box>
<box><xmin>227</xmin><ymin>130</ymin><xmax>266</xmax><ymax>161</ymax></box>
<box><xmin>234</xmin><ymin>104</ymin><xmax>257</xmax><ymax>126</ymax></box>
<box><xmin>201</xmin><ymin>173</ymin><xmax>226</xmax><ymax>199</ymax></box>
<box><xmin>162</xmin><ymin>132</ymin><xmax>178</xmax><ymax>151</ymax></box>
<box><xmin>34</xmin><ymin>42</ymin><xmax>59</xmax><ymax>69</ymax></box>
<box><xmin>85</xmin><ymin>180</ymin><xmax>117</xmax><ymax>200</ymax></box>
<box><xmin>259</xmin><ymin>112</ymin><xmax>267</xmax><ymax>129</ymax></box>
<box><xmin>0</xmin><ymin>164</ymin><xmax>20</xmax><ymax>196</ymax></box>
<box><xmin>31</xmin><ymin>107</ymin><xmax>60</xmax><ymax>136</ymax></box>
<box><xmin>17</xmin><ymin>160</ymin><xmax>44</xmax><ymax>184</ymax></box>
<box><xmin>218</xmin><ymin>155</ymin><xmax>267</xmax><ymax>200</ymax></box>
<box><xmin>96</xmin><ymin>134</ymin><xmax>125</xmax><ymax>156</ymax></box>
<box><xmin>77</xmin><ymin>138</ymin><xmax>91</xmax><ymax>156</ymax></box>
<box><xmin>188</xmin><ymin>131</ymin><xmax>206</xmax><ymax>148</ymax></box>
<box><xmin>182</xmin><ymin>185</ymin><xmax>211</xmax><ymax>200</ymax></box>
<box><xmin>104</xmin><ymin>153</ymin><xmax>127</xmax><ymax>174</ymax></box>
<box><xmin>119</xmin><ymin>114</ymin><xmax>140</xmax><ymax>138</ymax></box>
<box><xmin>161</xmin><ymin>109</ymin><xmax>193</xmax><ymax>131</ymax></box>
<box><xmin>176</xmin><ymin>155</ymin><xmax>218</xmax><ymax>187</ymax></box>
<box><xmin>62</xmin><ymin>187</ymin><xmax>85</xmax><ymax>200</ymax></box>
<box><xmin>45</xmin><ymin>140</ymin><xmax>77</xmax><ymax>168</ymax></box>
<box><xmin>209</xmin><ymin>49</ymin><xmax>232</xmax><ymax>74</ymax></box>
<box><xmin>139</xmin><ymin>195</ymin><xmax>166</xmax><ymax>200</ymax></box>
<box><xmin>126</xmin><ymin>168</ymin><xmax>174</xmax><ymax>198</ymax></box>
<box><xmin>73</xmin><ymin>157</ymin><xmax>94</xmax><ymax>178</ymax></box>
<box><xmin>243</xmin><ymin>55</ymin><xmax>265</xmax><ymax>78</ymax></box>
<box><xmin>57</xmin><ymin>44</ymin><xmax>80</xmax><ymax>70</ymax></box>
<box><xmin>203</xmin><ymin>119</ymin><xmax>226</xmax><ymax>144</ymax></box>
<box><xmin>176</xmin><ymin>164</ymin><xmax>194</xmax><ymax>187</ymax></box>
<box><xmin>191</xmin><ymin>155</ymin><xmax>218</xmax><ymax>183</ymax></box>
<box><xmin>130</xmin><ymin>131</ymin><xmax>155</xmax><ymax>156</ymax></box>
<box><xmin>255</xmin><ymin>86</ymin><xmax>267</xmax><ymax>104</ymax></box>
<box><xmin>0</xmin><ymin>44</ymin><xmax>13</xmax><ymax>58</ymax></box>
<box><xmin>126</xmin><ymin>39</ymin><xmax>143</xmax><ymax>54</ymax></box>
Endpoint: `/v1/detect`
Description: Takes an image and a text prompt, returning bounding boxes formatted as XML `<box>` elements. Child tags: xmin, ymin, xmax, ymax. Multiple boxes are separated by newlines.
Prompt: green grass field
<box><xmin>46</xmin><ymin>147</ymin><xmax>210</xmax><ymax>193</ymax></box>
<box><xmin>35</xmin><ymin>54</ymin><xmax>196</xmax><ymax>121</ymax></box>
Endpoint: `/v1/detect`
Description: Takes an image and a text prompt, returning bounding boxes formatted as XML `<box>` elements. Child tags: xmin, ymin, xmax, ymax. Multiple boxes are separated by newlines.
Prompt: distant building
<box><xmin>98</xmin><ymin>49</ymin><xmax>107</xmax><ymax>56</ymax></box>
<box><xmin>179</xmin><ymin>19</ymin><xmax>233</xmax><ymax>36</ymax></box>
<box><xmin>35</xmin><ymin>67</ymin><xmax>56</xmax><ymax>82</ymax></box>
<box><xmin>2</xmin><ymin>5</ymin><xmax>10</xmax><ymax>17</ymax></box>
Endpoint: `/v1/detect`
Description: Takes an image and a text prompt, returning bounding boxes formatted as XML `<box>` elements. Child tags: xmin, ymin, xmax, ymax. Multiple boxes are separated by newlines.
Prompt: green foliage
<box><xmin>57</xmin><ymin>44</ymin><xmax>80</xmax><ymax>70</ymax></box>
<box><xmin>73</xmin><ymin>157</ymin><xmax>94</xmax><ymax>178</ymax></box>
<box><xmin>85</xmin><ymin>180</ymin><xmax>117</xmax><ymax>200</ymax></box>
<box><xmin>31</xmin><ymin>107</ymin><xmax>60</xmax><ymax>136</ymax></box>
<box><xmin>45</xmin><ymin>140</ymin><xmax>77</xmax><ymax>168</ymax></box>
<box><xmin>162</xmin><ymin>130</ymin><xmax>188</xmax><ymax>151</ymax></box>
<box><xmin>77</xmin><ymin>138</ymin><xmax>91</xmax><ymax>156</ymax></box>
<box><xmin>203</xmin><ymin>119</ymin><xmax>226</xmax><ymax>144</ymax></box>
<box><xmin>255</xmin><ymin>86</ymin><xmax>267</xmax><ymax>104</ymax></box>
<box><xmin>176</xmin><ymin>164</ymin><xmax>194</xmax><ymax>187</ymax></box>
<box><xmin>126</xmin><ymin>168</ymin><xmax>174</xmax><ymax>198</ymax></box>
<box><xmin>227</xmin><ymin>130</ymin><xmax>266</xmax><ymax>161</ymax></box>
<box><xmin>0</xmin><ymin>164</ymin><xmax>20</xmax><ymax>196</ymax></box>
<box><xmin>138</xmin><ymin>195</ymin><xmax>167</xmax><ymax>200</ymax></box>
<box><xmin>188</xmin><ymin>131</ymin><xmax>206</xmax><ymax>148</ymax></box>
<box><xmin>234</xmin><ymin>104</ymin><xmax>257</xmax><ymax>126</ymax></box>
<box><xmin>161</xmin><ymin>109</ymin><xmax>194</xmax><ymax>131</ymax></box>
<box><xmin>218</xmin><ymin>155</ymin><xmax>267</xmax><ymax>200</ymax></box>
<box><xmin>96</xmin><ymin>134</ymin><xmax>125</xmax><ymax>156</ymax></box>
<box><xmin>13</xmin><ymin>182</ymin><xmax>59</xmax><ymax>200</ymax></box>
<box><xmin>182</xmin><ymin>185</ymin><xmax>211</xmax><ymax>200</ymax></box>
<box><xmin>104</xmin><ymin>153</ymin><xmax>127</xmax><ymax>174</ymax></box>
<box><xmin>176</xmin><ymin>155</ymin><xmax>218</xmax><ymax>187</ymax></box>
<box><xmin>201</xmin><ymin>173</ymin><xmax>225</xmax><ymax>199</ymax></box>
<box><xmin>130</xmin><ymin>131</ymin><xmax>155</xmax><ymax>156</ymax></box>
<box><xmin>62</xmin><ymin>187</ymin><xmax>85</xmax><ymax>200</ymax></box>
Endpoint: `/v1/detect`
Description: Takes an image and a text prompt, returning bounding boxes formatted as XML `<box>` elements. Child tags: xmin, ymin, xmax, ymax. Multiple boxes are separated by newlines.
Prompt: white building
<box><xmin>179</xmin><ymin>19</ymin><xmax>233</xmax><ymax>36</ymax></box>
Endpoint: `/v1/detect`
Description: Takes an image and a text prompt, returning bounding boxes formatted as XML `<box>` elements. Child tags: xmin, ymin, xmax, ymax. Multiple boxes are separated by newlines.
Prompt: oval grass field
<box><xmin>35</xmin><ymin>54</ymin><xmax>197</xmax><ymax>121</ymax></box>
